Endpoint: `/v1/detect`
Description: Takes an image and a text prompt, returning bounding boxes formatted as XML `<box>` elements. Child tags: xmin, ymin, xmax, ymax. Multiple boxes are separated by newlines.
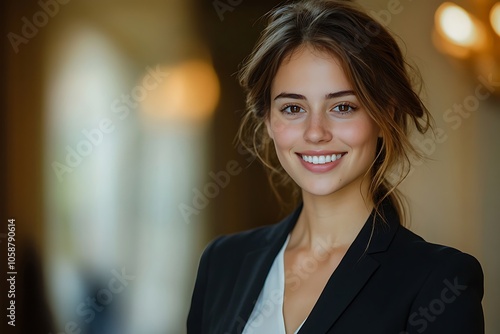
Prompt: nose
<box><xmin>303</xmin><ymin>112</ymin><xmax>333</xmax><ymax>143</ymax></box>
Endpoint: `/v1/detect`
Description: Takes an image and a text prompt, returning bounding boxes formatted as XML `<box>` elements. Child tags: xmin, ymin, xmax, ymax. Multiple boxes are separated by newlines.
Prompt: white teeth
<box><xmin>301</xmin><ymin>154</ymin><xmax>343</xmax><ymax>165</ymax></box>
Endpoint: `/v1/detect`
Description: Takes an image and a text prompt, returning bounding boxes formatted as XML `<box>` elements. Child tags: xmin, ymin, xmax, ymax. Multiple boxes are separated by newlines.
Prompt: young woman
<box><xmin>187</xmin><ymin>1</ymin><xmax>484</xmax><ymax>333</ymax></box>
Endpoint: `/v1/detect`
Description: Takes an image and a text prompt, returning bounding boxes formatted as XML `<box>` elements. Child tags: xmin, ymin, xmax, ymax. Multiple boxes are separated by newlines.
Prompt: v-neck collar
<box><xmin>221</xmin><ymin>200</ymin><xmax>400</xmax><ymax>333</ymax></box>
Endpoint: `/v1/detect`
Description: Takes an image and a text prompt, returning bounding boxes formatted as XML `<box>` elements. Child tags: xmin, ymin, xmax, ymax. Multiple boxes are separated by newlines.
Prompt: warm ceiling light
<box><xmin>436</xmin><ymin>2</ymin><xmax>478</xmax><ymax>47</ymax></box>
<box><xmin>140</xmin><ymin>60</ymin><xmax>220</xmax><ymax>122</ymax></box>
<box><xmin>491</xmin><ymin>3</ymin><xmax>500</xmax><ymax>36</ymax></box>
<box><xmin>433</xmin><ymin>1</ymin><xmax>499</xmax><ymax>95</ymax></box>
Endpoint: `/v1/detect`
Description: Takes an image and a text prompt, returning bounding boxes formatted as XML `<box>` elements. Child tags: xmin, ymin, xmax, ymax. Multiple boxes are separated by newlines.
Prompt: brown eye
<box><xmin>281</xmin><ymin>105</ymin><xmax>305</xmax><ymax>114</ymax></box>
<box><xmin>332</xmin><ymin>103</ymin><xmax>357</xmax><ymax>115</ymax></box>
<box><xmin>338</xmin><ymin>104</ymin><xmax>350</xmax><ymax>112</ymax></box>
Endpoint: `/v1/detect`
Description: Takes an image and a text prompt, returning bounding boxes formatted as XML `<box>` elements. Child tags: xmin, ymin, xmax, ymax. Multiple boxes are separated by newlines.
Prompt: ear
<box><xmin>265</xmin><ymin>117</ymin><xmax>274</xmax><ymax>140</ymax></box>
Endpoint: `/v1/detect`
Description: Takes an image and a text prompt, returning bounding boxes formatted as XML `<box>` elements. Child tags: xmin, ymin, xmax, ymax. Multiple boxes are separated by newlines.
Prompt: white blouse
<box><xmin>242</xmin><ymin>236</ymin><xmax>306</xmax><ymax>334</ymax></box>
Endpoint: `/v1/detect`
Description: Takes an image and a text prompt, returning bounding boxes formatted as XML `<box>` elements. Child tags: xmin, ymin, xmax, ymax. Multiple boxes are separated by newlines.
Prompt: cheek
<box><xmin>339</xmin><ymin>119</ymin><xmax>379</xmax><ymax>149</ymax></box>
<box><xmin>270</xmin><ymin>118</ymin><xmax>299</xmax><ymax>149</ymax></box>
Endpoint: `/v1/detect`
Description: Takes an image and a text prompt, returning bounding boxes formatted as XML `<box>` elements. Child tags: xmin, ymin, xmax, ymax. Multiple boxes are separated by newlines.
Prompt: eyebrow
<box><xmin>273</xmin><ymin>90</ymin><xmax>356</xmax><ymax>101</ymax></box>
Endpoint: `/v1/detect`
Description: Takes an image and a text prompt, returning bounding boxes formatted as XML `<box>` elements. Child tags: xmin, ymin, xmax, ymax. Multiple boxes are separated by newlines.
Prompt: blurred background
<box><xmin>1</xmin><ymin>0</ymin><xmax>499</xmax><ymax>333</ymax></box>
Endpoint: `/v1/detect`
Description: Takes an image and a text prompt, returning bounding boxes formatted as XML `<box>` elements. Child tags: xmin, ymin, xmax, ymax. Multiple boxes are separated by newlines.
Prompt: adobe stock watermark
<box><xmin>442</xmin><ymin>74</ymin><xmax>499</xmax><ymax>130</ymax></box>
<box><xmin>369</xmin><ymin>0</ymin><xmax>413</xmax><ymax>28</ymax></box>
<box><xmin>285</xmin><ymin>234</ymin><xmax>336</xmax><ymax>291</ymax></box>
<box><xmin>387</xmin><ymin>73</ymin><xmax>500</xmax><ymax>180</ymax></box>
<box><xmin>213</xmin><ymin>0</ymin><xmax>243</xmax><ymax>21</ymax></box>
<box><xmin>49</xmin><ymin>267</ymin><xmax>135</xmax><ymax>334</ymax></box>
<box><xmin>337</xmin><ymin>0</ymin><xmax>415</xmax><ymax>54</ymax></box>
<box><xmin>400</xmin><ymin>277</ymin><xmax>468</xmax><ymax>334</ymax></box>
<box><xmin>51</xmin><ymin>65</ymin><xmax>169</xmax><ymax>183</ymax></box>
<box><xmin>7</xmin><ymin>0</ymin><xmax>72</xmax><ymax>54</ymax></box>
<box><xmin>178</xmin><ymin>143</ymin><xmax>255</xmax><ymax>224</ymax></box>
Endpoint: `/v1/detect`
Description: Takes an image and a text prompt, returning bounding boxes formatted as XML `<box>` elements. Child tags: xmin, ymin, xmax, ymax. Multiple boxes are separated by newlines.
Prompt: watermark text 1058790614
<box><xmin>6</xmin><ymin>218</ymin><xmax>17</xmax><ymax>327</ymax></box>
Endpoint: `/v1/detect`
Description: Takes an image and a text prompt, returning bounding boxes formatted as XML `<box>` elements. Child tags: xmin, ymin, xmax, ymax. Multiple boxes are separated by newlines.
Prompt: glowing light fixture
<box><xmin>491</xmin><ymin>3</ymin><xmax>500</xmax><ymax>36</ymax></box>
<box><xmin>433</xmin><ymin>1</ymin><xmax>500</xmax><ymax>96</ymax></box>
<box><xmin>140</xmin><ymin>59</ymin><xmax>220</xmax><ymax>122</ymax></box>
<box><xmin>436</xmin><ymin>3</ymin><xmax>477</xmax><ymax>47</ymax></box>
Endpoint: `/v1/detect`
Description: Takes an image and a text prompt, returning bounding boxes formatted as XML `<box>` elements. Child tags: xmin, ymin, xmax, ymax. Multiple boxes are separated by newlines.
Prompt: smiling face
<box><xmin>266</xmin><ymin>45</ymin><xmax>380</xmax><ymax>200</ymax></box>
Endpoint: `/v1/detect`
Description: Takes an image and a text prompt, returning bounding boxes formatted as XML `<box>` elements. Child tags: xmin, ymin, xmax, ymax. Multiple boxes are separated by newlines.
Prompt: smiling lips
<box><xmin>296</xmin><ymin>152</ymin><xmax>346</xmax><ymax>172</ymax></box>
<box><xmin>300</xmin><ymin>153</ymin><xmax>344</xmax><ymax>165</ymax></box>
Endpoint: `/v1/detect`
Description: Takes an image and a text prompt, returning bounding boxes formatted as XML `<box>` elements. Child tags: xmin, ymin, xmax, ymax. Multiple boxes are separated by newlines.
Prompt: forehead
<box><xmin>271</xmin><ymin>45</ymin><xmax>352</xmax><ymax>96</ymax></box>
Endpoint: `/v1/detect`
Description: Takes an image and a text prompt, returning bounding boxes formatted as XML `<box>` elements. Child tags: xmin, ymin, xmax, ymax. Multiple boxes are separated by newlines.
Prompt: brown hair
<box><xmin>237</xmin><ymin>0</ymin><xmax>432</xmax><ymax>224</ymax></box>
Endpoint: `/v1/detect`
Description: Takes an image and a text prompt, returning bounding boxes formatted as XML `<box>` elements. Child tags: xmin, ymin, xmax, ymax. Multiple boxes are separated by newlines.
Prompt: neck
<box><xmin>290</xmin><ymin>178</ymin><xmax>374</xmax><ymax>250</ymax></box>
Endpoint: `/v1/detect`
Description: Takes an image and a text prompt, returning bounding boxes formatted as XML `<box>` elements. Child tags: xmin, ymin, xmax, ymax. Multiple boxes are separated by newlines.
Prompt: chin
<box><xmin>298</xmin><ymin>182</ymin><xmax>343</xmax><ymax>197</ymax></box>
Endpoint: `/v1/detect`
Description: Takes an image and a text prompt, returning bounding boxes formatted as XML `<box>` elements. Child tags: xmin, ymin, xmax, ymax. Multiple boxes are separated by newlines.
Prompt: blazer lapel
<box><xmin>220</xmin><ymin>200</ymin><xmax>399</xmax><ymax>334</ymax></box>
<box><xmin>221</xmin><ymin>205</ymin><xmax>302</xmax><ymax>334</ymax></box>
<box><xmin>298</xmin><ymin>202</ymin><xmax>400</xmax><ymax>333</ymax></box>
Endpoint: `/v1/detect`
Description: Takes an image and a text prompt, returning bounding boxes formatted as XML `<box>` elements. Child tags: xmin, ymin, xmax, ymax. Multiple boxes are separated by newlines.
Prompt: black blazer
<box><xmin>187</xmin><ymin>201</ymin><xmax>484</xmax><ymax>334</ymax></box>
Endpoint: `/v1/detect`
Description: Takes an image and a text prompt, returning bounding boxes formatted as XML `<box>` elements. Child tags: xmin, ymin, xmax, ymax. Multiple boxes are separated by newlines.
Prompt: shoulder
<box><xmin>370</xmin><ymin>200</ymin><xmax>481</xmax><ymax>273</ymax></box>
<box><xmin>187</xmin><ymin>222</ymin><xmax>284</xmax><ymax>333</ymax></box>
<box><xmin>373</xmin><ymin>225</ymin><xmax>484</xmax><ymax>332</ymax></box>
<box><xmin>391</xmin><ymin>228</ymin><xmax>485</xmax><ymax>332</ymax></box>
<box><xmin>392</xmin><ymin>225</ymin><xmax>482</xmax><ymax>275</ymax></box>
<box><xmin>203</xmin><ymin>222</ymin><xmax>283</xmax><ymax>262</ymax></box>
<box><xmin>369</xmin><ymin>218</ymin><xmax>483</xmax><ymax>290</ymax></box>
<box><xmin>388</xmin><ymin>225</ymin><xmax>484</xmax><ymax>309</ymax></box>
<box><xmin>201</xmin><ymin>205</ymin><xmax>300</xmax><ymax>263</ymax></box>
